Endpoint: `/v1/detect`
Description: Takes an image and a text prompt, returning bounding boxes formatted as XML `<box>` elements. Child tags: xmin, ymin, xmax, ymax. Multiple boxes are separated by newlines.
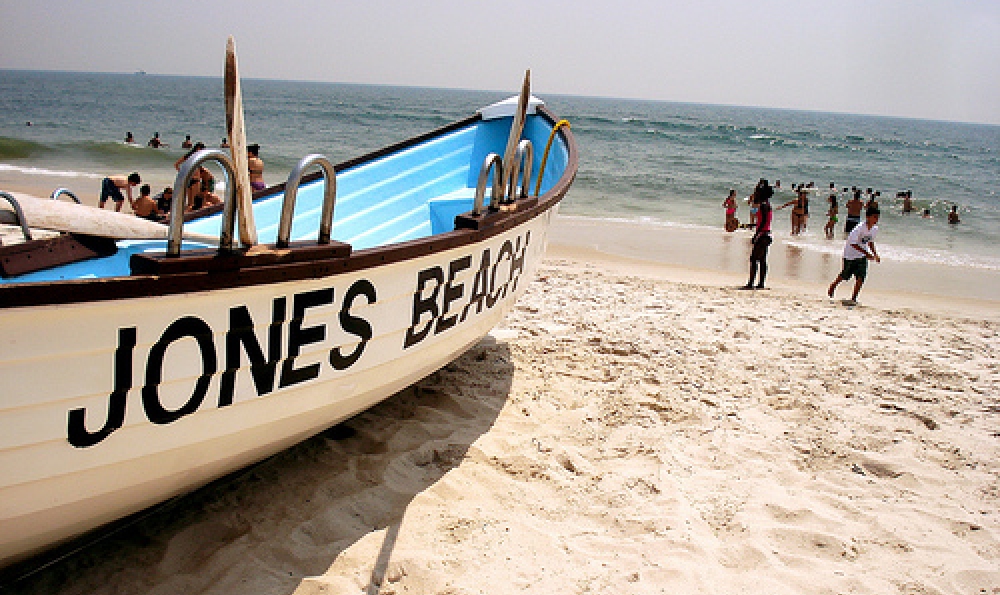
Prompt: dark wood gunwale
<box><xmin>0</xmin><ymin>106</ymin><xmax>577</xmax><ymax>310</ymax></box>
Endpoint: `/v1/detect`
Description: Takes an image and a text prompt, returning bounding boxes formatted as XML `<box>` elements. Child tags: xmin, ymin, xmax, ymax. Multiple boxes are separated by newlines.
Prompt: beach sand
<box><xmin>5</xmin><ymin>216</ymin><xmax>999</xmax><ymax>594</ymax></box>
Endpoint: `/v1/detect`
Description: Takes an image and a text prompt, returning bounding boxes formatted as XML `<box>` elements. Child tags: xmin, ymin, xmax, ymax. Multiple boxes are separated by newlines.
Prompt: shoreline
<box><xmin>3</xmin><ymin>171</ymin><xmax>998</xmax><ymax>317</ymax></box>
<box><xmin>547</xmin><ymin>215</ymin><xmax>1000</xmax><ymax>319</ymax></box>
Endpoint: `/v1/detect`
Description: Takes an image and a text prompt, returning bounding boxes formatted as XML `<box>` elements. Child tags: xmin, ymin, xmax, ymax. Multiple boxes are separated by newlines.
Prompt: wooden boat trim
<box><xmin>0</xmin><ymin>106</ymin><xmax>577</xmax><ymax>309</ymax></box>
<box><xmin>0</xmin><ymin>234</ymin><xmax>118</xmax><ymax>278</ymax></box>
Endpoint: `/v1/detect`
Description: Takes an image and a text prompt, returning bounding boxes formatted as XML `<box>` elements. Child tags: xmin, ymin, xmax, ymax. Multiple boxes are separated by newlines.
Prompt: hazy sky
<box><xmin>2</xmin><ymin>0</ymin><xmax>998</xmax><ymax>125</ymax></box>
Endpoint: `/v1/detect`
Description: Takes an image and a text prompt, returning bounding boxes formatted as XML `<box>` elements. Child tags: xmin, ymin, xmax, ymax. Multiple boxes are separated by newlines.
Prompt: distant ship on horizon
<box><xmin>134</xmin><ymin>70</ymin><xmax>147</xmax><ymax>76</ymax></box>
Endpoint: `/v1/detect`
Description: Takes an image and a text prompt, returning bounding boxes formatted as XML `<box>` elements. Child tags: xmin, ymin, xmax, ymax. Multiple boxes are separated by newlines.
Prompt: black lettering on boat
<box><xmin>405</xmin><ymin>231</ymin><xmax>533</xmax><ymax>350</ymax></box>
<box><xmin>279</xmin><ymin>288</ymin><xmax>333</xmax><ymax>389</ymax></box>
<box><xmin>435</xmin><ymin>255</ymin><xmax>471</xmax><ymax>335</ymax></box>
<box><xmin>143</xmin><ymin>317</ymin><xmax>217</xmax><ymax>425</ymax></box>
<box><xmin>404</xmin><ymin>266</ymin><xmax>443</xmax><ymax>348</ymax></box>
<box><xmin>509</xmin><ymin>231</ymin><xmax>529</xmax><ymax>293</ymax></box>
<box><xmin>330</xmin><ymin>279</ymin><xmax>376</xmax><ymax>370</ymax></box>
<box><xmin>460</xmin><ymin>249</ymin><xmax>491</xmax><ymax>323</ymax></box>
<box><xmin>67</xmin><ymin>327</ymin><xmax>135</xmax><ymax>448</ymax></box>
<box><xmin>487</xmin><ymin>239</ymin><xmax>515</xmax><ymax>308</ymax></box>
<box><xmin>219</xmin><ymin>296</ymin><xmax>286</xmax><ymax>407</ymax></box>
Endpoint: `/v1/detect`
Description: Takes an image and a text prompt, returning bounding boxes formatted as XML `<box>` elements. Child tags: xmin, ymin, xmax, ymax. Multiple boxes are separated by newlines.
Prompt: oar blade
<box><xmin>501</xmin><ymin>69</ymin><xmax>531</xmax><ymax>201</ymax></box>
<box><xmin>225</xmin><ymin>36</ymin><xmax>257</xmax><ymax>246</ymax></box>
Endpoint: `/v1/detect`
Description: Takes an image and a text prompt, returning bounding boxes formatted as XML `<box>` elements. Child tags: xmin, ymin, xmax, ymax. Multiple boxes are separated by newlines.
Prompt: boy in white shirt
<box><xmin>828</xmin><ymin>207</ymin><xmax>880</xmax><ymax>305</ymax></box>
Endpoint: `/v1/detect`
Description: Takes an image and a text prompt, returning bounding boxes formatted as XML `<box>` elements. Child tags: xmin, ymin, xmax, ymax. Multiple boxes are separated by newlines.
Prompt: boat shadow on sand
<box><xmin>3</xmin><ymin>336</ymin><xmax>514</xmax><ymax>594</ymax></box>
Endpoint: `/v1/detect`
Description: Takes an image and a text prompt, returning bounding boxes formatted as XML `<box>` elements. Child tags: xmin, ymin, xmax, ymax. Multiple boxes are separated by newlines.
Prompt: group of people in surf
<box><xmin>124</xmin><ymin>131</ymin><xmax>232</xmax><ymax>150</ymax></box>
<box><xmin>736</xmin><ymin>178</ymin><xmax>883</xmax><ymax>305</ymax></box>
<box><xmin>100</xmin><ymin>141</ymin><xmax>265</xmax><ymax>220</ymax></box>
<box><xmin>723</xmin><ymin>181</ymin><xmax>956</xmax><ymax>240</ymax></box>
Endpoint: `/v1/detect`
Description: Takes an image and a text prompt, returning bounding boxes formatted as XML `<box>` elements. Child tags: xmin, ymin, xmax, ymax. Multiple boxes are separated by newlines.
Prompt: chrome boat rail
<box><xmin>506</xmin><ymin>139</ymin><xmax>534</xmax><ymax>202</ymax></box>
<box><xmin>473</xmin><ymin>153</ymin><xmax>504</xmax><ymax>216</ymax></box>
<box><xmin>49</xmin><ymin>188</ymin><xmax>81</xmax><ymax>204</ymax></box>
<box><xmin>0</xmin><ymin>191</ymin><xmax>32</xmax><ymax>243</ymax></box>
<box><xmin>168</xmin><ymin>149</ymin><xmax>238</xmax><ymax>256</ymax></box>
<box><xmin>279</xmin><ymin>154</ymin><xmax>337</xmax><ymax>248</ymax></box>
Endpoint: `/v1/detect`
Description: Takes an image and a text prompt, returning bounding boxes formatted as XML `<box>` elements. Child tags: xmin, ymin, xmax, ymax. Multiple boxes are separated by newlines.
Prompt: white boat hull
<box><xmin>0</xmin><ymin>209</ymin><xmax>552</xmax><ymax>567</ymax></box>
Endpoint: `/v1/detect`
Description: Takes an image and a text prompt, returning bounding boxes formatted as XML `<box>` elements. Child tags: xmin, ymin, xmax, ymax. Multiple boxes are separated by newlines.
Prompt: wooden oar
<box><xmin>224</xmin><ymin>36</ymin><xmax>258</xmax><ymax>247</ymax></box>
<box><xmin>501</xmin><ymin>69</ymin><xmax>531</xmax><ymax>203</ymax></box>
<box><xmin>1</xmin><ymin>192</ymin><xmax>219</xmax><ymax>245</ymax></box>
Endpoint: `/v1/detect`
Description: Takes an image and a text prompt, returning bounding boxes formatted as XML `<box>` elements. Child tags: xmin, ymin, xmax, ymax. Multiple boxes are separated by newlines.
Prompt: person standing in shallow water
<box><xmin>948</xmin><ymin>205</ymin><xmax>961</xmax><ymax>224</ymax></box>
<box><xmin>824</xmin><ymin>191</ymin><xmax>839</xmax><ymax>239</ymax></box>
<box><xmin>844</xmin><ymin>189</ymin><xmax>864</xmax><ymax>234</ymax></box>
<box><xmin>722</xmin><ymin>189</ymin><xmax>738</xmax><ymax>232</ymax></box>
<box><xmin>743</xmin><ymin>179</ymin><xmax>773</xmax><ymax>290</ymax></box>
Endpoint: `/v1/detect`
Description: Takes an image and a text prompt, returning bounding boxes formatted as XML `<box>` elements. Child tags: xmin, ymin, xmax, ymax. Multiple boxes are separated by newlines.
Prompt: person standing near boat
<box><xmin>153</xmin><ymin>186</ymin><xmax>174</xmax><ymax>216</ymax></box>
<box><xmin>98</xmin><ymin>172</ymin><xmax>141</xmax><ymax>212</ymax></box>
<box><xmin>175</xmin><ymin>142</ymin><xmax>214</xmax><ymax>209</ymax></box>
<box><xmin>743</xmin><ymin>179</ymin><xmax>773</xmax><ymax>290</ymax></box>
<box><xmin>248</xmin><ymin>143</ymin><xmax>266</xmax><ymax>191</ymax></box>
<box><xmin>828</xmin><ymin>206</ymin><xmax>880</xmax><ymax>305</ymax></box>
<box><xmin>129</xmin><ymin>184</ymin><xmax>161</xmax><ymax>221</ymax></box>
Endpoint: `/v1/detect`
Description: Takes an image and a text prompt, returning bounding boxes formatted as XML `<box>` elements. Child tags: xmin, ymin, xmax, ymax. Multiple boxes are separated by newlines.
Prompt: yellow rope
<box><xmin>533</xmin><ymin>119</ymin><xmax>571</xmax><ymax>197</ymax></box>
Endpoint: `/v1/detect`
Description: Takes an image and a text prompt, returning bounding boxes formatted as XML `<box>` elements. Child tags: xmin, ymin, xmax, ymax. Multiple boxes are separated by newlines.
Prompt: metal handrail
<box><xmin>280</xmin><ymin>154</ymin><xmax>337</xmax><ymax>248</ymax></box>
<box><xmin>50</xmin><ymin>188</ymin><xmax>81</xmax><ymax>204</ymax></box>
<box><xmin>473</xmin><ymin>153</ymin><xmax>504</xmax><ymax>216</ymax></box>
<box><xmin>506</xmin><ymin>139</ymin><xmax>533</xmax><ymax>202</ymax></box>
<box><xmin>534</xmin><ymin>119</ymin><xmax>570</xmax><ymax>197</ymax></box>
<box><xmin>168</xmin><ymin>149</ymin><xmax>238</xmax><ymax>256</ymax></box>
<box><xmin>0</xmin><ymin>191</ymin><xmax>32</xmax><ymax>242</ymax></box>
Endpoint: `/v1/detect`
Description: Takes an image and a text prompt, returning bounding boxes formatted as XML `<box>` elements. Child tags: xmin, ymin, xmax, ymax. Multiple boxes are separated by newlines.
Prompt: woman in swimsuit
<box><xmin>174</xmin><ymin>142</ymin><xmax>214</xmax><ymax>208</ymax></box>
<box><xmin>248</xmin><ymin>144</ymin><xmax>266</xmax><ymax>191</ymax></box>
<box><xmin>779</xmin><ymin>187</ymin><xmax>809</xmax><ymax>235</ymax></box>
<box><xmin>824</xmin><ymin>193</ymin><xmax>839</xmax><ymax>239</ymax></box>
<box><xmin>799</xmin><ymin>189</ymin><xmax>809</xmax><ymax>232</ymax></box>
<box><xmin>722</xmin><ymin>189</ymin><xmax>738</xmax><ymax>232</ymax></box>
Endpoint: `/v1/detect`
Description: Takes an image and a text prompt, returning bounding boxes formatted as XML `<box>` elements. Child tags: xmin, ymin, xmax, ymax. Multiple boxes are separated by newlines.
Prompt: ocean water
<box><xmin>2</xmin><ymin>70</ymin><xmax>998</xmax><ymax>273</ymax></box>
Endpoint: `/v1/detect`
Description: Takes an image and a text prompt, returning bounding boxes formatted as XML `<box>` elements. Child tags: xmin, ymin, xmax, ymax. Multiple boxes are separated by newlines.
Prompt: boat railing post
<box><xmin>0</xmin><ymin>191</ymin><xmax>33</xmax><ymax>242</ymax></box>
<box><xmin>473</xmin><ymin>153</ymin><xmax>503</xmax><ymax>216</ymax></box>
<box><xmin>169</xmin><ymin>149</ymin><xmax>238</xmax><ymax>256</ymax></box>
<box><xmin>280</xmin><ymin>154</ymin><xmax>337</xmax><ymax>247</ymax></box>
<box><xmin>507</xmin><ymin>139</ymin><xmax>533</xmax><ymax>201</ymax></box>
<box><xmin>50</xmin><ymin>188</ymin><xmax>82</xmax><ymax>204</ymax></box>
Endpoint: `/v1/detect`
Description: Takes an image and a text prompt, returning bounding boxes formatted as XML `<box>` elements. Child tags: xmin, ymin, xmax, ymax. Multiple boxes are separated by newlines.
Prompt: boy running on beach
<box><xmin>98</xmin><ymin>172</ymin><xmax>141</xmax><ymax>212</ymax></box>
<box><xmin>828</xmin><ymin>207</ymin><xmax>880</xmax><ymax>305</ymax></box>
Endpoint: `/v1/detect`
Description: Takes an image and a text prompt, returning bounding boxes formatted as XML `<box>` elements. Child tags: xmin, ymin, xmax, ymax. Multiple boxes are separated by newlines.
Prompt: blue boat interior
<box><xmin>2</xmin><ymin>113</ymin><xmax>569</xmax><ymax>284</ymax></box>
